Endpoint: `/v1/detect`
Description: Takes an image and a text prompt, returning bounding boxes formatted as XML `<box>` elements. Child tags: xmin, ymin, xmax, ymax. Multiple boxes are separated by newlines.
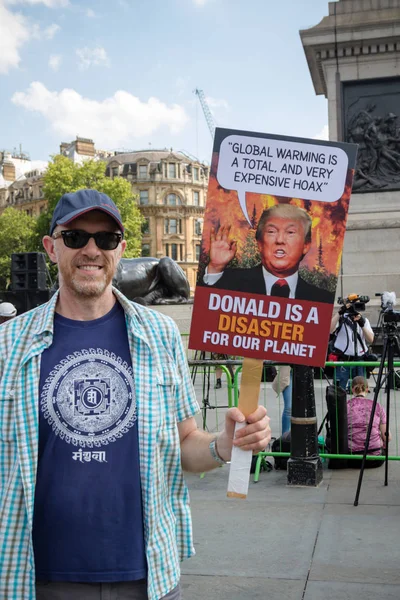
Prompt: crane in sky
<box><xmin>194</xmin><ymin>88</ymin><xmax>216</xmax><ymax>139</ymax></box>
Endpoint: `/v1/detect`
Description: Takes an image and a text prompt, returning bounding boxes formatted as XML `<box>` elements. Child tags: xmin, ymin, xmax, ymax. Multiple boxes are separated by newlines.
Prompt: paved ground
<box><xmin>150</xmin><ymin>305</ymin><xmax>400</xmax><ymax>598</ymax></box>
<box><xmin>182</xmin><ymin>448</ymin><xmax>400</xmax><ymax>599</ymax></box>
<box><xmin>179</xmin><ymin>374</ymin><xmax>400</xmax><ymax>600</ymax></box>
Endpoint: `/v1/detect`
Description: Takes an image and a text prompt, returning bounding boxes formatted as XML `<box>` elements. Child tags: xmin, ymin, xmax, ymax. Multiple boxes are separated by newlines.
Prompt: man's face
<box><xmin>43</xmin><ymin>210</ymin><xmax>126</xmax><ymax>299</ymax></box>
<box><xmin>257</xmin><ymin>216</ymin><xmax>310</xmax><ymax>277</ymax></box>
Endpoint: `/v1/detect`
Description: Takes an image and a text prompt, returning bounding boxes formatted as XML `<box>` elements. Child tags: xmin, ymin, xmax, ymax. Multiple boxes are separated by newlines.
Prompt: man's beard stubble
<box><xmin>58</xmin><ymin>254</ymin><xmax>116</xmax><ymax>299</ymax></box>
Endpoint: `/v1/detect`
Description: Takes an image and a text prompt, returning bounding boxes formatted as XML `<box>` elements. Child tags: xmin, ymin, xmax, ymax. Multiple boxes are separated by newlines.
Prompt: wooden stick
<box><xmin>238</xmin><ymin>357</ymin><xmax>265</xmax><ymax>417</ymax></box>
<box><xmin>227</xmin><ymin>358</ymin><xmax>264</xmax><ymax>498</ymax></box>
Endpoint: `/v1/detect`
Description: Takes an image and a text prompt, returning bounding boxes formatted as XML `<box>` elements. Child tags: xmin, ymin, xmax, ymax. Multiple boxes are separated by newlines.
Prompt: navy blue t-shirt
<box><xmin>33</xmin><ymin>302</ymin><xmax>147</xmax><ymax>582</ymax></box>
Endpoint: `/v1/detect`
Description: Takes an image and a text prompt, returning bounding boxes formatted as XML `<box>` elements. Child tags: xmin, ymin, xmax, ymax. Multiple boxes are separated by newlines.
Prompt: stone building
<box><xmin>59</xmin><ymin>136</ymin><xmax>114</xmax><ymax>163</ymax></box>
<box><xmin>0</xmin><ymin>151</ymin><xmax>47</xmax><ymax>217</ymax></box>
<box><xmin>301</xmin><ymin>0</ymin><xmax>400</xmax><ymax>322</ymax></box>
<box><xmin>0</xmin><ymin>143</ymin><xmax>209</xmax><ymax>292</ymax></box>
<box><xmin>105</xmin><ymin>149</ymin><xmax>209</xmax><ymax>290</ymax></box>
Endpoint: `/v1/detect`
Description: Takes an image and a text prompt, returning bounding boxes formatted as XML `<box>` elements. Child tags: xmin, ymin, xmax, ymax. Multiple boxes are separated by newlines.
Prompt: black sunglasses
<box><xmin>53</xmin><ymin>229</ymin><xmax>123</xmax><ymax>250</ymax></box>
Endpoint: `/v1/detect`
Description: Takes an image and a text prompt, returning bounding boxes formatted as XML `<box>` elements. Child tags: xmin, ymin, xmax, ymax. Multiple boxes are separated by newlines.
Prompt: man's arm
<box><xmin>354</xmin><ymin>315</ymin><xmax>374</xmax><ymax>344</ymax></box>
<box><xmin>178</xmin><ymin>406</ymin><xmax>271</xmax><ymax>473</ymax></box>
<box><xmin>330</xmin><ymin>311</ymin><xmax>340</xmax><ymax>334</ymax></box>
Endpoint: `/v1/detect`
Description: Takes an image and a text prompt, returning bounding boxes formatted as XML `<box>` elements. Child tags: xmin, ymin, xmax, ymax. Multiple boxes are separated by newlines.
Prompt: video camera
<box><xmin>338</xmin><ymin>293</ymin><xmax>370</xmax><ymax>313</ymax></box>
<box><xmin>376</xmin><ymin>291</ymin><xmax>400</xmax><ymax>323</ymax></box>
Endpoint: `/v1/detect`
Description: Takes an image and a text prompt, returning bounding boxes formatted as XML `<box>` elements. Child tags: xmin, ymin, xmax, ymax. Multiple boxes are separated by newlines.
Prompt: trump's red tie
<box><xmin>271</xmin><ymin>279</ymin><xmax>290</xmax><ymax>298</ymax></box>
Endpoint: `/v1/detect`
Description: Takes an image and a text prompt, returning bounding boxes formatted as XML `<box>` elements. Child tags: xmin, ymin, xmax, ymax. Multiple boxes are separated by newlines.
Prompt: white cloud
<box><xmin>0</xmin><ymin>1</ymin><xmax>61</xmax><ymax>74</ymax></box>
<box><xmin>43</xmin><ymin>22</ymin><xmax>60</xmax><ymax>39</ymax></box>
<box><xmin>6</xmin><ymin>0</ymin><xmax>69</xmax><ymax>7</ymax></box>
<box><xmin>12</xmin><ymin>82</ymin><xmax>190</xmax><ymax>147</ymax></box>
<box><xmin>0</xmin><ymin>2</ymin><xmax>30</xmax><ymax>74</ymax></box>
<box><xmin>175</xmin><ymin>76</ymin><xmax>189</xmax><ymax>97</ymax></box>
<box><xmin>205</xmin><ymin>96</ymin><xmax>229</xmax><ymax>111</ymax></box>
<box><xmin>76</xmin><ymin>46</ymin><xmax>110</xmax><ymax>70</ymax></box>
<box><xmin>193</xmin><ymin>0</ymin><xmax>211</xmax><ymax>5</ymax></box>
<box><xmin>314</xmin><ymin>125</ymin><xmax>329</xmax><ymax>141</ymax></box>
<box><xmin>86</xmin><ymin>8</ymin><xmax>95</xmax><ymax>17</ymax></box>
<box><xmin>30</xmin><ymin>21</ymin><xmax>60</xmax><ymax>41</ymax></box>
<box><xmin>48</xmin><ymin>54</ymin><xmax>61</xmax><ymax>71</ymax></box>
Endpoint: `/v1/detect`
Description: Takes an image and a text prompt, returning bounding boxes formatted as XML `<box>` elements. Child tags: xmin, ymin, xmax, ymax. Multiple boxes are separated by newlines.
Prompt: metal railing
<box><xmin>181</xmin><ymin>335</ymin><xmax>400</xmax><ymax>478</ymax></box>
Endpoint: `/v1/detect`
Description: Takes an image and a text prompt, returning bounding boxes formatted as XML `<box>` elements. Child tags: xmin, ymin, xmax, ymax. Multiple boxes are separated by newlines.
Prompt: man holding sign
<box><xmin>0</xmin><ymin>189</ymin><xmax>271</xmax><ymax>600</ymax></box>
<box><xmin>202</xmin><ymin>203</ymin><xmax>334</xmax><ymax>303</ymax></box>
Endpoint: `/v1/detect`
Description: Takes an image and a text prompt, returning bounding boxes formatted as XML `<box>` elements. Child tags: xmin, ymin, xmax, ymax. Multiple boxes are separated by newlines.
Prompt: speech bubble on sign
<box><xmin>217</xmin><ymin>135</ymin><xmax>349</xmax><ymax>225</ymax></box>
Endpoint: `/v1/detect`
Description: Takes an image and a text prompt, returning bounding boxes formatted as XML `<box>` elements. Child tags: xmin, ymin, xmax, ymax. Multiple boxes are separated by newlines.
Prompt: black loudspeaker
<box><xmin>0</xmin><ymin>290</ymin><xmax>51</xmax><ymax>315</ymax></box>
<box><xmin>11</xmin><ymin>271</ymin><xmax>47</xmax><ymax>291</ymax></box>
<box><xmin>11</xmin><ymin>252</ymin><xmax>47</xmax><ymax>273</ymax></box>
<box><xmin>10</xmin><ymin>252</ymin><xmax>47</xmax><ymax>291</ymax></box>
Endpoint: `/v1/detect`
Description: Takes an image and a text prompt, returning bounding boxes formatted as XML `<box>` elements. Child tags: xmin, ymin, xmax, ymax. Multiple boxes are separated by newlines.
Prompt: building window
<box><xmin>139</xmin><ymin>190</ymin><xmax>149</xmax><ymax>205</ymax></box>
<box><xmin>193</xmin><ymin>167</ymin><xmax>199</xmax><ymax>181</ymax></box>
<box><xmin>168</xmin><ymin>243</ymin><xmax>178</xmax><ymax>260</ymax></box>
<box><xmin>165</xmin><ymin>244</ymin><xmax>183</xmax><ymax>261</ymax></box>
<box><xmin>165</xmin><ymin>218</ymin><xmax>182</xmax><ymax>234</ymax></box>
<box><xmin>168</xmin><ymin>163</ymin><xmax>177</xmax><ymax>178</ymax></box>
<box><xmin>141</xmin><ymin>243</ymin><xmax>150</xmax><ymax>257</ymax></box>
<box><xmin>138</xmin><ymin>164</ymin><xmax>147</xmax><ymax>178</ymax></box>
<box><xmin>39</xmin><ymin>187</ymin><xmax>43</xmax><ymax>198</ymax></box>
<box><xmin>112</xmin><ymin>166</ymin><xmax>119</xmax><ymax>178</ymax></box>
<box><xmin>141</xmin><ymin>218</ymin><xmax>150</xmax><ymax>234</ymax></box>
<box><xmin>196</xmin><ymin>244</ymin><xmax>201</xmax><ymax>261</ymax></box>
<box><xmin>193</xmin><ymin>191</ymin><xmax>200</xmax><ymax>206</ymax></box>
<box><xmin>194</xmin><ymin>219</ymin><xmax>202</xmax><ymax>235</ymax></box>
<box><xmin>164</xmin><ymin>193</ymin><xmax>181</xmax><ymax>206</ymax></box>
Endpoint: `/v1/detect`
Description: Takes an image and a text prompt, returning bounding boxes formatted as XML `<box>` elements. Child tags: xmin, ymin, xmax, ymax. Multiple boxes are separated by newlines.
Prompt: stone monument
<box><xmin>301</xmin><ymin>0</ymin><xmax>400</xmax><ymax>324</ymax></box>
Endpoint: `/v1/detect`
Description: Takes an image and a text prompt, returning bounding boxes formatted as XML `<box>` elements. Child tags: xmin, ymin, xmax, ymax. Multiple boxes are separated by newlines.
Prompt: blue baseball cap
<box><xmin>50</xmin><ymin>189</ymin><xmax>124</xmax><ymax>235</ymax></box>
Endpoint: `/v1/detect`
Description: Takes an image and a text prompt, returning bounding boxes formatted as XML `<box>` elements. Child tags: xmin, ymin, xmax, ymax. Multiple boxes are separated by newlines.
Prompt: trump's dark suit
<box><xmin>201</xmin><ymin>264</ymin><xmax>334</xmax><ymax>304</ymax></box>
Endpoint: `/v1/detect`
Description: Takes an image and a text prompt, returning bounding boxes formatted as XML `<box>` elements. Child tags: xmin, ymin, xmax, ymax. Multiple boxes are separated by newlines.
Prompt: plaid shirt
<box><xmin>0</xmin><ymin>288</ymin><xmax>199</xmax><ymax>600</ymax></box>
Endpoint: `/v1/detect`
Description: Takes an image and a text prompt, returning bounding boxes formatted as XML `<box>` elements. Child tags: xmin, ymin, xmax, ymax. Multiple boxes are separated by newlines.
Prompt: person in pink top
<box><xmin>347</xmin><ymin>376</ymin><xmax>391</xmax><ymax>468</ymax></box>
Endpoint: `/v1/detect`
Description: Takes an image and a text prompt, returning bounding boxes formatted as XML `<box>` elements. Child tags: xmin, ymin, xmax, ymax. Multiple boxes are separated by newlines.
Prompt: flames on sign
<box><xmin>200</xmin><ymin>151</ymin><xmax>352</xmax><ymax>279</ymax></box>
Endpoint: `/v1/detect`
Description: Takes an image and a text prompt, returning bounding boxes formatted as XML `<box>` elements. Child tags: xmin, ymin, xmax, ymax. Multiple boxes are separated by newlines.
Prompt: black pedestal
<box><xmin>287</xmin><ymin>365</ymin><xmax>323</xmax><ymax>487</ymax></box>
<box><xmin>287</xmin><ymin>457</ymin><xmax>323</xmax><ymax>486</ymax></box>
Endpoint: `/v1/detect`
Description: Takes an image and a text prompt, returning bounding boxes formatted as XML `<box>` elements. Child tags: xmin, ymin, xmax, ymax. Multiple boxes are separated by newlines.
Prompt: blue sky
<box><xmin>0</xmin><ymin>0</ymin><xmax>332</xmax><ymax>164</ymax></box>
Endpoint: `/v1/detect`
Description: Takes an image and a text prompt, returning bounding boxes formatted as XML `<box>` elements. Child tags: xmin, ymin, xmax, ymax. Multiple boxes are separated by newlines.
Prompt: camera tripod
<box><xmin>354</xmin><ymin>319</ymin><xmax>400</xmax><ymax>506</ymax></box>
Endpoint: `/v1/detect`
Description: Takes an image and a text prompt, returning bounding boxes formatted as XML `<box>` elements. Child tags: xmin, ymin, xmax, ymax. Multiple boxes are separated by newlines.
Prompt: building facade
<box><xmin>0</xmin><ymin>151</ymin><xmax>47</xmax><ymax>217</ymax></box>
<box><xmin>105</xmin><ymin>149</ymin><xmax>208</xmax><ymax>291</ymax></box>
<box><xmin>300</xmin><ymin>0</ymin><xmax>400</xmax><ymax>324</ymax></box>
<box><xmin>0</xmin><ymin>143</ymin><xmax>209</xmax><ymax>293</ymax></box>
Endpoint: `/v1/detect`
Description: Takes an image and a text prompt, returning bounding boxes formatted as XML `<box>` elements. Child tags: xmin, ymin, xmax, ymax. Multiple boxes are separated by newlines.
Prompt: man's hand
<box><xmin>354</xmin><ymin>313</ymin><xmax>365</xmax><ymax>327</ymax></box>
<box><xmin>208</xmin><ymin>225</ymin><xmax>237</xmax><ymax>274</ymax></box>
<box><xmin>216</xmin><ymin>406</ymin><xmax>271</xmax><ymax>462</ymax></box>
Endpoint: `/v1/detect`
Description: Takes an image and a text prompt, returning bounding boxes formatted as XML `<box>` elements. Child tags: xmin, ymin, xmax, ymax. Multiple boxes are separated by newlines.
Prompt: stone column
<box><xmin>300</xmin><ymin>0</ymin><xmax>400</xmax><ymax>325</ymax></box>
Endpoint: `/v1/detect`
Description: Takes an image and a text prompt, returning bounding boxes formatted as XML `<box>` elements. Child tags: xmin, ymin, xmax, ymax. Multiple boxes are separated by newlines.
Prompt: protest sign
<box><xmin>189</xmin><ymin>127</ymin><xmax>357</xmax><ymax>368</ymax></box>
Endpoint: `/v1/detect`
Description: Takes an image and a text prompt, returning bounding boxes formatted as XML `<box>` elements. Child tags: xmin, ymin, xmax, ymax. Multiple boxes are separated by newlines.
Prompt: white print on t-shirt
<box><xmin>72</xmin><ymin>449</ymin><xmax>107</xmax><ymax>463</ymax></box>
<box><xmin>40</xmin><ymin>348</ymin><xmax>136</xmax><ymax>449</ymax></box>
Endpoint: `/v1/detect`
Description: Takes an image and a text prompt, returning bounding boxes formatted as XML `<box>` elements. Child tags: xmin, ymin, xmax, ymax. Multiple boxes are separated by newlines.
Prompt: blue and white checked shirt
<box><xmin>0</xmin><ymin>288</ymin><xmax>200</xmax><ymax>600</ymax></box>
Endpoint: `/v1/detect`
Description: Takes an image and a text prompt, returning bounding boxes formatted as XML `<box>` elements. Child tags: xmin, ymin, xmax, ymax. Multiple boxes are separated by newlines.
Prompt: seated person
<box><xmin>272</xmin><ymin>365</ymin><xmax>292</xmax><ymax>435</ymax></box>
<box><xmin>347</xmin><ymin>376</ymin><xmax>391</xmax><ymax>468</ymax></box>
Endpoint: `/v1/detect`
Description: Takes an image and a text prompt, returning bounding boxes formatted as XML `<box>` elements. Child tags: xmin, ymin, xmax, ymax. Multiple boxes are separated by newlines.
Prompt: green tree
<box><xmin>34</xmin><ymin>155</ymin><xmax>143</xmax><ymax>257</ymax></box>
<box><xmin>240</xmin><ymin>229</ymin><xmax>260</xmax><ymax>268</ymax></box>
<box><xmin>0</xmin><ymin>208</ymin><xmax>36</xmax><ymax>290</ymax></box>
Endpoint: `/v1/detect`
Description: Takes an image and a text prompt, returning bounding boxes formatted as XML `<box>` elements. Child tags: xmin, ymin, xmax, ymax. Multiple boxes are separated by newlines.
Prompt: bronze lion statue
<box><xmin>113</xmin><ymin>256</ymin><xmax>190</xmax><ymax>305</ymax></box>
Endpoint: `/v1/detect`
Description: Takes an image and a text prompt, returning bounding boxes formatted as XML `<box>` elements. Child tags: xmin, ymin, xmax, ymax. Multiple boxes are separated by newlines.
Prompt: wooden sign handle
<box><xmin>227</xmin><ymin>357</ymin><xmax>264</xmax><ymax>499</ymax></box>
<box><xmin>237</xmin><ymin>357</ymin><xmax>264</xmax><ymax>417</ymax></box>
